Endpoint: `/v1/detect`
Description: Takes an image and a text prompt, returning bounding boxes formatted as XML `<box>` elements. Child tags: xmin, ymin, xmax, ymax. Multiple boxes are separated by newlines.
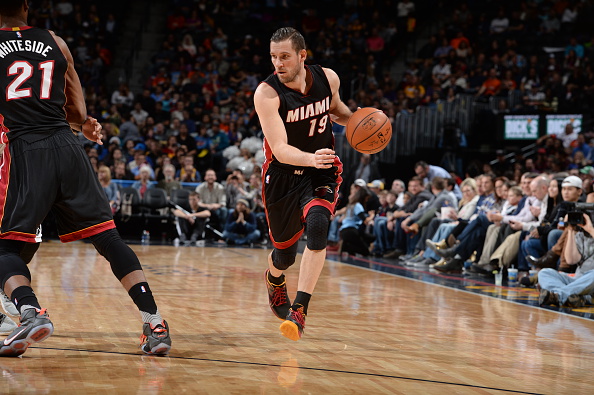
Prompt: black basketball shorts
<box><xmin>0</xmin><ymin>129</ymin><xmax>115</xmax><ymax>243</ymax></box>
<box><xmin>262</xmin><ymin>158</ymin><xmax>342</xmax><ymax>249</ymax></box>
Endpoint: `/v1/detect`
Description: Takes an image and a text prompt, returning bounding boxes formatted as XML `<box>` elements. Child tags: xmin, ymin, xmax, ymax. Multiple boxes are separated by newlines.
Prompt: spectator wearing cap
<box><xmin>223</xmin><ymin>198</ymin><xmax>260</xmax><ymax>246</ymax></box>
<box><xmin>109</xmin><ymin>136</ymin><xmax>121</xmax><ymax>148</ymax></box>
<box><xmin>367</xmin><ymin>180</ymin><xmax>384</xmax><ymax>193</ymax></box>
<box><xmin>538</xmin><ymin>209</ymin><xmax>594</xmax><ymax>309</ymax></box>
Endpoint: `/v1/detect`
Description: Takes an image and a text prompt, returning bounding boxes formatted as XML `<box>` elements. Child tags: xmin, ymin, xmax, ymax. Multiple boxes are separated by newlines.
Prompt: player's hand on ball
<box><xmin>313</xmin><ymin>148</ymin><xmax>335</xmax><ymax>169</ymax></box>
<box><xmin>82</xmin><ymin>117</ymin><xmax>103</xmax><ymax>145</ymax></box>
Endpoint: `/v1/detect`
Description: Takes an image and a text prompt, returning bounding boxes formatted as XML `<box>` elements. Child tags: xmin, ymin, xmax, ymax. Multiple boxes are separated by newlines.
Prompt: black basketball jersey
<box><xmin>0</xmin><ymin>26</ymin><xmax>69</xmax><ymax>141</ymax></box>
<box><xmin>262</xmin><ymin>64</ymin><xmax>334</xmax><ymax>170</ymax></box>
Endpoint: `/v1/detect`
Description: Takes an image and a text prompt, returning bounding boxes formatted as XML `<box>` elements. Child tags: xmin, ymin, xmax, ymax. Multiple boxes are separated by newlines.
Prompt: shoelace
<box><xmin>271</xmin><ymin>285</ymin><xmax>287</xmax><ymax>306</ymax></box>
<box><xmin>289</xmin><ymin>309</ymin><xmax>305</xmax><ymax>328</ymax></box>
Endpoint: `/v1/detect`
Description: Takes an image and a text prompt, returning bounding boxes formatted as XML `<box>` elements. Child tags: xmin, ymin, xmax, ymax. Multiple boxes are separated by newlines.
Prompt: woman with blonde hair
<box><xmin>98</xmin><ymin>165</ymin><xmax>120</xmax><ymax>214</ymax></box>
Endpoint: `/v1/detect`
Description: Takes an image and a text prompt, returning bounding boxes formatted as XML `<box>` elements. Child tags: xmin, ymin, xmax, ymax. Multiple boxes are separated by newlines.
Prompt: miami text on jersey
<box><xmin>285</xmin><ymin>96</ymin><xmax>330</xmax><ymax>123</ymax></box>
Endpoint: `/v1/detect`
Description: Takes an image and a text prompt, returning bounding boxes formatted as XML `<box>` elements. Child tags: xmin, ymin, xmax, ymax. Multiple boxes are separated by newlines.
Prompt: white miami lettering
<box><xmin>285</xmin><ymin>96</ymin><xmax>330</xmax><ymax>123</ymax></box>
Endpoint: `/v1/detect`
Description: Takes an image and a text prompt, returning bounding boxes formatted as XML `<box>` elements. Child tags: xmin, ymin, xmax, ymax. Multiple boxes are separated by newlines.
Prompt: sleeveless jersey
<box><xmin>262</xmin><ymin>64</ymin><xmax>334</xmax><ymax>170</ymax></box>
<box><xmin>0</xmin><ymin>26</ymin><xmax>69</xmax><ymax>141</ymax></box>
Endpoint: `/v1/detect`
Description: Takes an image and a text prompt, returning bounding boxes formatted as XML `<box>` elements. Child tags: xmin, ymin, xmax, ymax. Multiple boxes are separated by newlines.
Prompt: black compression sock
<box><xmin>11</xmin><ymin>286</ymin><xmax>41</xmax><ymax>313</ymax></box>
<box><xmin>128</xmin><ymin>282</ymin><xmax>158</xmax><ymax>314</ymax></box>
<box><xmin>267</xmin><ymin>271</ymin><xmax>285</xmax><ymax>286</ymax></box>
<box><xmin>292</xmin><ymin>291</ymin><xmax>311</xmax><ymax>315</ymax></box>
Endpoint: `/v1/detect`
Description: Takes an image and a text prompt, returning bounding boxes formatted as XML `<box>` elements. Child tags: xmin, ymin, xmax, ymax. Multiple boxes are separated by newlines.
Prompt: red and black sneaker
<box><xmin>266</xmin><ymin>270</ymin><xmax>291</xmax><ymax>320</ymax></box>
<box><xmin>280</xmin><ymin>307</ymin><xmax>306</xmax><ymax>341</ymax></box>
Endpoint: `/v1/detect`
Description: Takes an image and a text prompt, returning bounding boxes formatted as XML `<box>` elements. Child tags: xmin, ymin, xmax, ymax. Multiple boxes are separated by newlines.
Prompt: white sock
<box><xmin>19</xmin><ymin>304</ymin><xmax>38</xmax><ymax>315</ymax></box>
<box><xmin>141</xmin><ymin>310</ymin><xmax>163</xmax><ymax>327</ymax></box>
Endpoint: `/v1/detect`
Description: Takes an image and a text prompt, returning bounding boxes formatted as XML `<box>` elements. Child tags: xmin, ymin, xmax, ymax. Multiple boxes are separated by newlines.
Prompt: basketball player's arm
<box><xmin>51</xmin><ymin>31</ymin><xmax>103</xmax><ymax>144</ymax></box>
<box><xmin>254</xmin><ymin>83</ymin><xmax>335</xmax><ymax>169</ymax></box>
<box><xmin>323</xmin><ymin>68</ymin><xmax>352</xmax><ymax>126</ymax></box>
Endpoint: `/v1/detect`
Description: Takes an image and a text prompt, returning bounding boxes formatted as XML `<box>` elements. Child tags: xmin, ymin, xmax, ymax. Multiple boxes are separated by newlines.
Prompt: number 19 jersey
<box><xmin>0</xmin><ymin>26</ymin><xmax>69</xmax><ymax>141</ymax></box>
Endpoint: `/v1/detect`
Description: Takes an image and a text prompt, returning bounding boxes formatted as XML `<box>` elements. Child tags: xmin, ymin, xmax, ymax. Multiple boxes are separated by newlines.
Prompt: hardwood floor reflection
<box><xmin>0</xmin><ymin>241</ymin><xmax>591</xmax><ymax>394</ymax></box>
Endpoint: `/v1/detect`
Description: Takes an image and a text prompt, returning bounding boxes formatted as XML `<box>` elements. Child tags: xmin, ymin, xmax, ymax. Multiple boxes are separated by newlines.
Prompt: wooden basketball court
<box><xmin>1</xmin><ymin>241</ymin><xmax>591</xmax><ymax>394</ymax></box>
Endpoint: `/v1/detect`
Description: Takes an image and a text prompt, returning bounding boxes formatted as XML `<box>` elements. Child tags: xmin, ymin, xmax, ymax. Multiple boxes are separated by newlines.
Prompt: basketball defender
<box><xmin>254</xmin><ymin>27</ymin><xmax>353</xmax><ymax>340</ymax></box>
<box><xmin>0</xmin><ymin>0</ymin><xmax>170</xmax><ymax>356</ymax></box>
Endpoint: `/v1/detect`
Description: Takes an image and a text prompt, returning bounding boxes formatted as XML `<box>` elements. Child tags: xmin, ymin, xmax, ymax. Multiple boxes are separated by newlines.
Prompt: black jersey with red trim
<box><xmin>262</xmin><ymin>64</ymin><xmax>333</xmax><ymax>170</ymax></box>
<box><xmin>0</xmin><ymin>26</ymin><xmax>69</xmax><ymax>141</ymax></box>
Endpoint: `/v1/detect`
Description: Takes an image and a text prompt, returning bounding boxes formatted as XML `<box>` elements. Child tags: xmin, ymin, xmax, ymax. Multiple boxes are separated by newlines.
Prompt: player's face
<box><xmin>270</xmin><ymin>40</ymin><xmax>303</xmax><ymax>84</ymax></box>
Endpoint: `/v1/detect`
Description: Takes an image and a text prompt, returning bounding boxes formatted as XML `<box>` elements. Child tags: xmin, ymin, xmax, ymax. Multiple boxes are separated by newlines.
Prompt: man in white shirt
<box><xmin>557</xmin><ymin>123</ymin><xmax>578</xmax><ymax>149</ymax></box>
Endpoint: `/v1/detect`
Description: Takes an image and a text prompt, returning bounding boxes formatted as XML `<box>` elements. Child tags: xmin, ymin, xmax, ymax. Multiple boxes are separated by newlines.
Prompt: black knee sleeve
<box><xmin>0</xmin><ymin>240</ymin><xmax>31</xmax><ymax>290</ymax></box>
<box><xmin>306</xmin><ymin>206</ymin><xmax>331</xmax><ymax>251</ymax></box>
<box><xmin>89</xmin><ymin>229</ymin><xmax>142</xmax><ymax>281</ymax></box>
<box><xmin>272</xmin><ymin>243</ymin><xmax>298</xmax><ymax>271</ymax></box>
<box><xmin>20</xmin><ymin>242</ymin><xmax>40</xmax><ymax>265</ymax></box>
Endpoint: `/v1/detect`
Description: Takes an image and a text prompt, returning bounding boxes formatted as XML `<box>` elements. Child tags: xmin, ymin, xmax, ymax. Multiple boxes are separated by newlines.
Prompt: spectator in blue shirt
<box><xmin>223</xmin><ymin>198</ymin><xmax>260</xmax><ymax>245</ymax></box>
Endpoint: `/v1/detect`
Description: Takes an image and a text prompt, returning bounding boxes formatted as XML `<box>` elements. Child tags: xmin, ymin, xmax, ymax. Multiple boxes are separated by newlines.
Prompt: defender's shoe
<box><xmin>0</xmin><ymin>290</ymin><xmax>18</xmax><ymax>317</ymax></box>
<box><xmin>0</xmin><ymin>313</ymin><xmax>17</xmax><ymax>335</ymax></box>
<box><xmin>266</xmin><ymin>270</ymin><xmax>291</xmax><ymax>320</ymax></box>
<box><xmin>280</xmin><ymin>307</ymin><xmax>306</xmax><ymax>341</ymax></box>
<box><xmin>140</xmin><ymin>320</ymin><xmax>171</xmax><ymax>355</ymax></box>
<box><xmin>0</xmin><ymin>308</ymin><xmax>53</xmax><ymax>357</ymax></box>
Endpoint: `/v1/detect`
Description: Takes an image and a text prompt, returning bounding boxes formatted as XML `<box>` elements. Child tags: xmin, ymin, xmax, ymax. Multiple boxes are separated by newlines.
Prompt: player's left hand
<box><xmin>82</xmin><ymin>117</ymin><xmax>103</xmax><ymax>145</ymax></box>
<box><xmin>313</xmin><ymin>148</ymin><xmax>335</xmax><ymax>169</ymax></box>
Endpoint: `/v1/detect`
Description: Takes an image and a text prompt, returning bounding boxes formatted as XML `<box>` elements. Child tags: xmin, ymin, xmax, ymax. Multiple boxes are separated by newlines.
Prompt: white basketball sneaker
<box><xmin>0</xmin><ymin>290</ymin><xmax>18</xmax><ymax>317</ymax></box>
<box><xmin>0</xmin><ymin>313</ymin><xmax>17</xmax><ymax>335</ymax></box>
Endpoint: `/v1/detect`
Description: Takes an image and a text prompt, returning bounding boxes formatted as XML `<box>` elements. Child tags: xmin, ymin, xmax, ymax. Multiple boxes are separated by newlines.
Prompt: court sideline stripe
<box><xmin>32</xmin><ymin>346</ymin><xmax>542</xmax><ymax>394</ymax></box>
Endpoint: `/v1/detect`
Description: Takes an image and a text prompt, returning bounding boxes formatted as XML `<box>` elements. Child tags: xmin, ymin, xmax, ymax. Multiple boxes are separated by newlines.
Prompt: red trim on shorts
<box><xmin>0</xmin><ymin>231</ymin><xmax>37</xmax><ymax>242</ymax></box>
<box><xmin>272</xmin><ymin>229</ymin><xmax>304</xmax><ymax>249</ymax></box>
<box><xmin>59</xmin><ymin>220</ymin><xmax>116</xmax><ymax>243</ymax></box>
<box><xmin>0</xmin><ymin>138</ymin><xmax>11</xmax><ymax>229</ymax></box>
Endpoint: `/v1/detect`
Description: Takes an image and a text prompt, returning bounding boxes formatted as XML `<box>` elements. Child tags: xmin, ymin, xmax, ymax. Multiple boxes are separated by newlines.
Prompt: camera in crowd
<box><xmin>566</xmin><ymin>202</ymin><xmax>594</xmax><ymax>227</ymax></box>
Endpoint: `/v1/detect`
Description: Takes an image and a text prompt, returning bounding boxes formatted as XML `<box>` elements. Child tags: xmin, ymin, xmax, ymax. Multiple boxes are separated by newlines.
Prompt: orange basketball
<box><xmin>346</xmin><ymin>107</ymin><xmax>392</xmax><ymax>154</ymax></box>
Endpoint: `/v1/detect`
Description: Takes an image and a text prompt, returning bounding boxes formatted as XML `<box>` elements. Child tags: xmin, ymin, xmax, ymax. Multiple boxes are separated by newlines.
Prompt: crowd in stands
<box><xmin>333</xmin><ymin>157</ymin><xmax>594</xmax><ymax>307</ymax></box>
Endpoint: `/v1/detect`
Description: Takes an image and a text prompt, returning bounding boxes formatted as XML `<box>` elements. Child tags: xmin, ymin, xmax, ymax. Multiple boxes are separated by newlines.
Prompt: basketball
<box><xmin>345</xmin><ymin>107</ymin><xmax>392</xmax><ymax>154</ymax></box>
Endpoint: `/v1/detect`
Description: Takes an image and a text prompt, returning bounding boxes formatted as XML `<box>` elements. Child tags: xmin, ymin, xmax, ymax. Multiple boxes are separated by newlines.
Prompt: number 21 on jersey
<box><xmin>7</xmin><ymin>60</ymin><xmax>54</xmax><ymax>100</ymax></box>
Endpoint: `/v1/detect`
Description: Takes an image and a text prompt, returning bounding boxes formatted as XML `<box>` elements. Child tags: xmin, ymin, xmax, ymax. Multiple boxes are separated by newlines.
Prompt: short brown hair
<box><xmin>271</xmin><ymin>27</ymin><xmax>306</xmax><ymax>53</ymax></box>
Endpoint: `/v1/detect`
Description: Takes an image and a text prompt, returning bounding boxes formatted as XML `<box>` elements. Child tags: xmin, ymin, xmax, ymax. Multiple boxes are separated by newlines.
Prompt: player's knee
<box><xmin>306</xmin><ymin>206</ymin><xmax>331</xmax><ymax>251</ymax></box>
<box><xmin>89</xmin><ymin>229</ymin><xmax>142</xmax><ymax>281</ymax></box>
<box><xmin>272</xmin><ymin>244</ymin><xmax>298</xmax><ymax>271</ymax></box>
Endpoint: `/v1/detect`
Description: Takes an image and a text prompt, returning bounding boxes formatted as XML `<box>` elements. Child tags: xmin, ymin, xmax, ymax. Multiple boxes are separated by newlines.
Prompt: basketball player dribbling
<box><xmin>0</xmin><ymin>0</ymin><xmax>170</xmax><ymax>356</ymax></box>
<box><xmin>254</xmin><ymin>27</ymin><xmax>353</xmax><ymax>340</ymax></box>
